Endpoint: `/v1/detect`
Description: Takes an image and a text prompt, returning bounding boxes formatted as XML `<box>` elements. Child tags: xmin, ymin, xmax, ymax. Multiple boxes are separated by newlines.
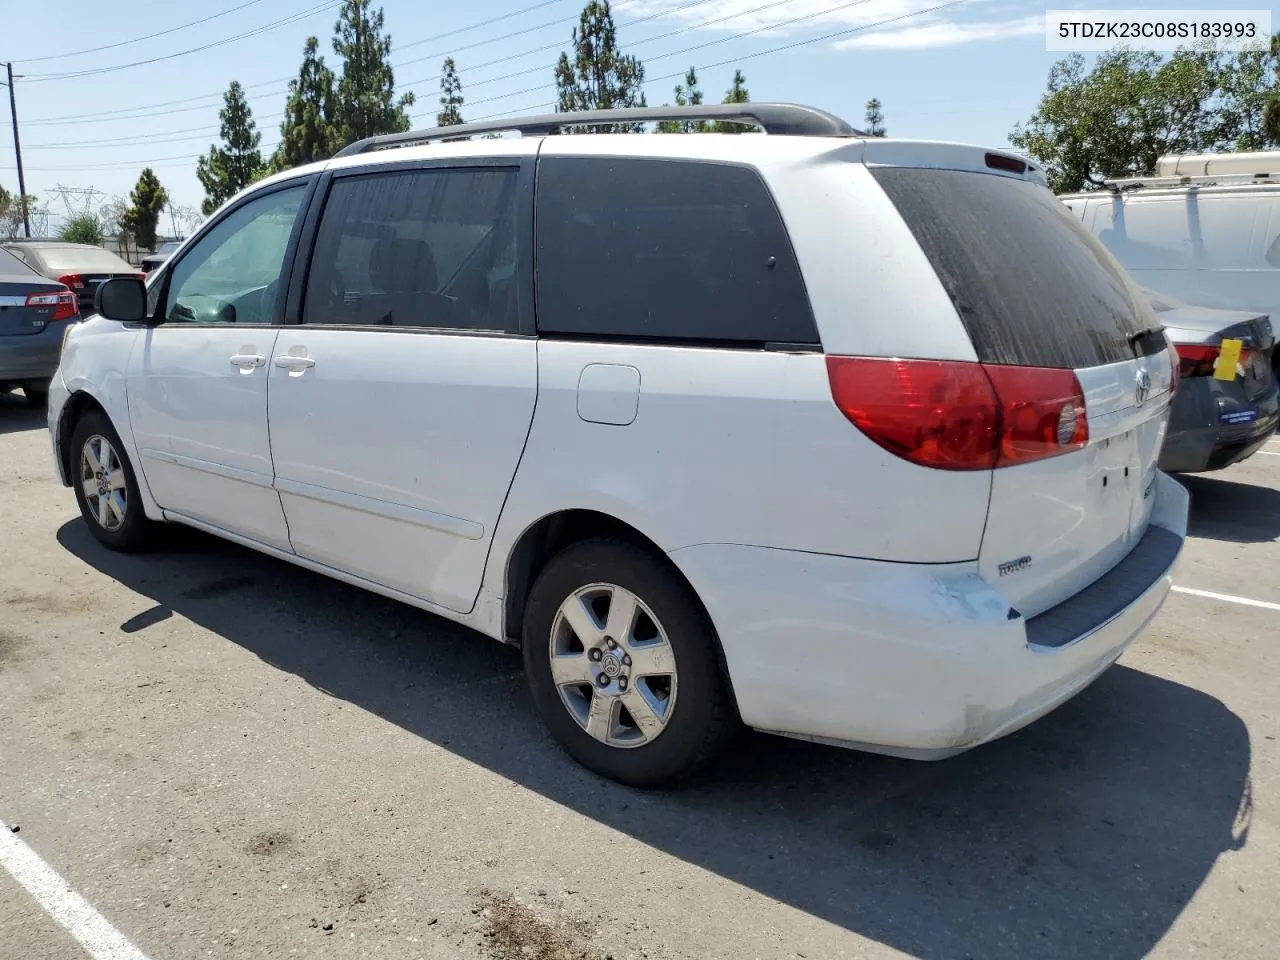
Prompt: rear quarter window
<box><xmin>872</xmin><ymin>167</ymin><xmax>1152</xmax><ymax>368</ymax></box>
<box><xmin>535</xmin><ymin>157</ymin><xmax>818</xmax><ymax>345</ymax></box>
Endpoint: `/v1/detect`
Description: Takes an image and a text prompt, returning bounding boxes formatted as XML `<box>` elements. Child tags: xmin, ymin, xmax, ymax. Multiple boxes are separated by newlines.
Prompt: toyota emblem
<box><xmin>1135</xmin><ymin>368</ymin><xmax>1152</xmax><ymax>405</ymax></box>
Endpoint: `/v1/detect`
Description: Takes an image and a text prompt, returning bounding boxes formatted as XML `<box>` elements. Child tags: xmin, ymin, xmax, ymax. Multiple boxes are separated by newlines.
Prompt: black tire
<box><xmin>523</xmin><ymin>538</ymin><xmax>736</xmax><ymax>787</ymax></box>
<box><xmin>22</xmin><ymin>383</ymin><xmax>48</xmax><ymax>407</ymax></box>
<box><xmin>69</xmin><ymin>409</ymin><xmax>159</xmax><ymax>553</ymax></box>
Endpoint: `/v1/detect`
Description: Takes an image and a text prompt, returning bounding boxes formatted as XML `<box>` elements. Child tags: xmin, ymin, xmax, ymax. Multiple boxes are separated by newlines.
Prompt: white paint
<box><xmin>0</xmin><ymin>820</ymin><xmax>151</xmax><ymax>960</ymax></box>
<box><xmin>1256</xmin><ymin>450</ymin><xmax>1280</xmax><ymax>457</ymax></box>
<box><xmin>1173</xmin><ymin>585</ymin><xmax>1280</xmax><ymax>612</ymax></box>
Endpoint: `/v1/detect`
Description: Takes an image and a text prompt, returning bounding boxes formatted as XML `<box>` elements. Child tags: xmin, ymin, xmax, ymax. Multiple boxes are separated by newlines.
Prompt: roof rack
<box><xmin>1103</xmin><ymin>172</ymin><xmax>1280</xmax><ymax>192</ymax></box>
<box><xmin>333</xmin><ymin>103</ymin><xmax>864</xmax><ymax>158</ymax></box>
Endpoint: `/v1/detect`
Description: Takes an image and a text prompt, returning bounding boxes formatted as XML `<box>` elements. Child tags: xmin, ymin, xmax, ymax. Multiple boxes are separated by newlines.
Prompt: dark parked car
<box><xmin>141</xmin><ymin>239</ymin><xmax>183</xmax><ymax>276</ymax></box>
<box><xmin>0</xmin><ymin>247</ymin><xmax>80</xmax><ymax>406</ymax></box>
<box><xmin>1</xmin><ymin>241</ymin><xmax>141</xmax><ymax>317</ymax></box>
<box><xmin>1149</xmin><ymin>288</ymin><xmax>1279</xmax><ymax>472</ymax></box>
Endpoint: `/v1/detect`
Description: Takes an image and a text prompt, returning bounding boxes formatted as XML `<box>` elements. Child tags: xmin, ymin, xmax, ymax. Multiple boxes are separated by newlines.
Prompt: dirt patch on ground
<box><xmin>0</xmin><ymin>587</ymin><xmax>80</xmax><ymax>616</ymax></box>
<box><xmin>0</xmin><ymin>627</ymin><xmax>28</xmax><ymax>665</ymax></box>
<box><xmin>477</xmin><ymin>890</ymin><xmax>602</xmax><ymax>960</ymax></box>
<box><xmin>245</xmin><ymin>830</ymin><xmax>294</xmax><ymax>857</ymax></box>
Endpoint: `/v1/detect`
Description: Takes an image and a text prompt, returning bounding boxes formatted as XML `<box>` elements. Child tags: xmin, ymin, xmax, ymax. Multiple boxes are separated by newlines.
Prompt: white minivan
<box><xmin>1062</xmin><ymin>151</ymin><xmax>1280</xmax><ymax>380</ymax></box>
<box><xmin>48</xmin><ymin>103</ymin><xmax>1188</xmax><ymax>787</ymax></box>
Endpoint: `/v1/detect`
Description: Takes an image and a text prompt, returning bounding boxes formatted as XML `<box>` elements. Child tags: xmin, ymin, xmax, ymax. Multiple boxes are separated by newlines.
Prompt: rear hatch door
<box><xmin>870</xmin><ymin>158</ymin><xmax>1174</xmax><ymax>618</ymax></box>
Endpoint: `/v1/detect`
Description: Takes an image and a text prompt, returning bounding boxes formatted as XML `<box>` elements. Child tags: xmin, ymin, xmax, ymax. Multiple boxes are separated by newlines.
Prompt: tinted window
<box><xmin>164</xmin><ymin>185</ymin><xmax>305</xmax><ymax>324</ymax></box>
<box><xmin>535</xmin><ymin>157</ymin><xmax>817</xmax><ymax>345</ymax></box>
<box><xmin>872</xmin><ymin>168</ymin><xmax>1151</xmax><ymax>368</ymax></box>
<box><xmin>0</xmin><ymin>247</ymin><xmax>39</xmax><ymax>277</ymax></box>
<box><xmin>303</xmin><ymin>167</ymin><xmax>519</xmax><ymax>331</ymax></box>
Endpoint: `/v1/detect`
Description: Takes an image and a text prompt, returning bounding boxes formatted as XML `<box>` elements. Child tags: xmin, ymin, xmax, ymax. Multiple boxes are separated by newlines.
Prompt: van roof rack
<box><xmin>333</xmin><ymin>103</ymin><xmax>865</xmax><ymax>158</ymax></box>
<box><xmin>1103</xmin><ymin>171</ymin><xmax>1280</xmax><ymax>192</ymax></box>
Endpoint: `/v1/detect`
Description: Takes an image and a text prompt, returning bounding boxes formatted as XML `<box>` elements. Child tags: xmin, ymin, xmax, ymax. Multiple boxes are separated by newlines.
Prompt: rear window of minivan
<box><xmin>872</xmin><ymin>168</ymin><xmax>1154</xmax><ymax>368</ymax></box>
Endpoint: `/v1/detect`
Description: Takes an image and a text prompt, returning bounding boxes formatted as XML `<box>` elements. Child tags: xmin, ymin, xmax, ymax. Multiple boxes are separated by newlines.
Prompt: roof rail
<box><xmin>333</xmin><ymin>102</ymin><xmax>864</xmax><ymax>158</ymax></box>
<box><xmin>1103</xmin><ymin>171</ymin><xmax>1280</xmax><ymax>191</ymax></box>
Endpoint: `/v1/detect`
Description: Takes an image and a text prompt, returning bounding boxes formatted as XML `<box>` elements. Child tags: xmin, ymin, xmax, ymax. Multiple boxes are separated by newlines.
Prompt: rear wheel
<box><xmin>523</xmin><ymin>539</ymin><xmax>735</xmax><ymax>787</ymax></box>
<box><xmin>70</xmin><ymin>410</ymin><xmax>158</xmax><ymax>552</ymax></box>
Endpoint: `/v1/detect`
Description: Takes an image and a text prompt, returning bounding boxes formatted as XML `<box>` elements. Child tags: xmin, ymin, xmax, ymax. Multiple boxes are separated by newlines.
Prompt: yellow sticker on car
<box><xmin>1213</xmin><ymin>338</ymin><xmax>1243</xmax><ymax>381</ymax></box>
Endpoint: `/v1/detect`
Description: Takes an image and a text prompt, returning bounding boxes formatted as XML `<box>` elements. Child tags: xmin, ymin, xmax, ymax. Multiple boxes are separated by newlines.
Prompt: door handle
<box><xmin>273</xmin><ymin>355</ymin><xmax>315</xmax><ymax>370</ymax></box>
<box><xmin>230</xmin><ymin>354</ymin><xmax>265</xmax><ymax>369</ymax></box>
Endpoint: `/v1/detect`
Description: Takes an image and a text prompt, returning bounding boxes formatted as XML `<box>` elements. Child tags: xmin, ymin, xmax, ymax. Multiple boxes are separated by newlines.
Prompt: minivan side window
<box><xmin>535</xmin><ymin>157</ymin><xmax>819</xmax><ymax>345</ymax></box>
<box><xmin>163</xmin><ymin>185</ymin><xmax>306</xmax><ymax>325</ymax></box>
<box><xmin>302</xmin><ymin>167</ymin><xmax>519</xmax><ymax>332</ymax></box>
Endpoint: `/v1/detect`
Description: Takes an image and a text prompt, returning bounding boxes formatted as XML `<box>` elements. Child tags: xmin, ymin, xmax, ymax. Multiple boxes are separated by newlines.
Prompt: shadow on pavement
<box><xmin>0</xmin><ymin>391</ymin><xmax>46</xmax><ymax>436</ymax></box>
<box><xmin>1179</xmin><ymin>472</ymin><xmax>1280</xmax><ymax>544</ymax></box>
<box><xmin>59</xmin><ymin>520</ymin><xmax>1252</xmax><ymax>960</ymax></box>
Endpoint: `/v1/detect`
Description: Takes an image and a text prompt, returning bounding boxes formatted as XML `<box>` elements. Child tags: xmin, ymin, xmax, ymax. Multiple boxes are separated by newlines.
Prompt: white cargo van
<box><xmin>1062</xmin><ymin>151</ymin><xmax>1280</xmax><ymax>376</ymax></box>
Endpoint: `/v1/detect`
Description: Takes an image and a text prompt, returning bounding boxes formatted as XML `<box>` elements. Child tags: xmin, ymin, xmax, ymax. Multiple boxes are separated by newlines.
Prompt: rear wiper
<box><xmin>1127</xmin><ymin>324</ymin><xmax>1164</xmax><ymax>346</ymax></box>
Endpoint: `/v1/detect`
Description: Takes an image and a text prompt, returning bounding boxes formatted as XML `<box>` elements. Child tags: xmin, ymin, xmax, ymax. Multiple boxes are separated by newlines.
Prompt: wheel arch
<box><xmin>56</xmin><ymin>390</ymin><xmax>111</xmax><ymax>487</ymax></box>
<box><xmin>501</xmin><ymin>508</ymin><xmax>741</xmax><ymax>716</ymax></box>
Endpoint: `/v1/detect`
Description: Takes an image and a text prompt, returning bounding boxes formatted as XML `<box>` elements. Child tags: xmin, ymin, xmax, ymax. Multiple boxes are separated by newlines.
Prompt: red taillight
<box><xmin>1174</xmin><ymin>344</ymin><xmax>1218</xmax><ymax>378</ymax></box>
<box><xmin>1166</xmin><ymin>339</ymin><xmax>1180</xmax><ymax>394</ymax></box>
<box><xmin>826</xmin><ymin>356</ymin><xmax>1088</xmax><ymax>471</ymax></box>
<box><xmin>26</xmin><ymin>287</ymin><xmax>79</xmax><ymax>323</ymax></box>
<box><xmin>137</xmin><ymin>272</ymin><xmax>148</xmax><ymax>281</ymax></box>
<box><xmin>985</xmin><ymin>152</ymin><xmax>1027</xmax><ymax>175</ymax></box>
<box><xmin>57</xmin><ymin>273</ymin><xmax>85</xmax><ymax>290</ymax></box>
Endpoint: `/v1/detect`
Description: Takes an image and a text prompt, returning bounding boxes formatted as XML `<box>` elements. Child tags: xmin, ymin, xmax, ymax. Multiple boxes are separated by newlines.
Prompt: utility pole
<box><xmin>2</xmin><ymin>61</ymin><xmax>30</xmax><ymax>238</ymax></box>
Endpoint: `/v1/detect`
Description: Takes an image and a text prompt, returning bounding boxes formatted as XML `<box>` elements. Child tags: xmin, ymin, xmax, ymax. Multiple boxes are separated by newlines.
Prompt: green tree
<box><xmin>197</xmin><ymin>81</ymin><xmax>265</xmax><ymax>215</ymax></box>
<box><xmin>657</xmin><ymin>67</ymin><xmax>705</xmax><ymax>133</ymax></box>
<box><xmin>1216</xmin><ymin>34</ymin><xmax>1280</xmax><ymax>149</ymax></box>
<box><xmin>1010</xmin><ymin>46</ymin><xmax>1257</xmax><ymax>193</ymax></box>
<box><xmin>119</xmin><ymin>168</ymin><xmax>169</xmax><ymax>250</ymax></box>
<box><xmin>437</xmin><ymin>56</ymin><xmax>465</xmax><ymax>127</ymax></box>
<box><xmin>864</xmin><ymin>98</ymin><xmax>886</xmax><ymax>136</ymax></box>
<box><xmin>713</xmin><ymin>69</ymin><xmax>750</xmax><ymax>133</ymax></box>
<box><xmin>332</xmin><ymin>0</ymin><xmax>414</xmax><ymax>145</ymax></box>
<box><xmin>554</xmin><ymin>0</ymin><xmax>646</xmax><ymax>132</ymax></box>
<box><xmin>276</xmin><ymin>36</ymin><xmax>341</xmax><ymax>170</ymax></box>
<box><xmin>0</xmin><ymin>185</ymin><xmax>37</xmax><ymax>240</ymax></box>
<box><xmin>58</xmin><ymin>213</ymin><xmax>105</xmax><ymax>246</ymax></box>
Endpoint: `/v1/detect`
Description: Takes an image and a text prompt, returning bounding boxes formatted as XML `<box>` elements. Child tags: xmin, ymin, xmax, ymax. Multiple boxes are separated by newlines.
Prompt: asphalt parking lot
<box><xmin>1</xmin><ymin>390</ymin><xmax>1277</xmax><ymax>960</ymax></box>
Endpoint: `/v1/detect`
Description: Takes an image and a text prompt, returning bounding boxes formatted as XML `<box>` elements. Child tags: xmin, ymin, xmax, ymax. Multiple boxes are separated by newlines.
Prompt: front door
<box><xmin>128</xmin><ymin>181</ymin><xmax>310</xmax><ymax>550</ymax></box>
<box><xmin>267</xmin><ymin>161</ymin><xmax>538</xmax><ymax>613</ymax></box>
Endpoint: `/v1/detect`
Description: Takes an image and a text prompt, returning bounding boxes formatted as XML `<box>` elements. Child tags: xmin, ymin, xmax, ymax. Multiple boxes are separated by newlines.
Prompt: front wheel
<box><xmin>69</xmin><ymin>410</ymin><xmax>158</xmax><ymax>552</ymax></box>
<box><xmin>523</xmin><ymin>539</ymin><xmax>736</xmax><ymax>787</ymax></box>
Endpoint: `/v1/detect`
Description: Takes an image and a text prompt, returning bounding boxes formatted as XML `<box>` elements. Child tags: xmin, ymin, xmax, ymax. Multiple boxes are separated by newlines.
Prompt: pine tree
<box><xmin>119</xmin><ymin>168</ymin><xmax>169</xmax><ymax>250</ymax></box>
<box><xmin>332</xmin><ymin>0</ymin><xmax>414</xmax><ymax>145</ymax></box>
<box><xmin>277</xmin><ymin>37</ymin><xmax>341</xmax><ymax>170</ymax></box>
<box><xmin>657</xmin><ymin>67</ymin><xmax>705</xmax><ymax>134</ymax></box>
<box><xmin>713</xmin><ymin>69</ymin><xmax>750</xmax><ymax>133</ymax></box>
<box><xmin>196</xmin><ymin>81</ymin><xmax>264</xmax><ymax>216</ymax></box>
<box><xmin>437</xmin><ymin>57</ymin><xmax>465</xmax><ymax>127</ymax></box>
<box><xmin>864</xmin><ymin>98</ymin><xmax>886</xmax><ymax>137</ymax></box>
<box><xmin>554</xmin><ymin>0</ymin><xmax>646</xmax><ymax>133</ymax></box>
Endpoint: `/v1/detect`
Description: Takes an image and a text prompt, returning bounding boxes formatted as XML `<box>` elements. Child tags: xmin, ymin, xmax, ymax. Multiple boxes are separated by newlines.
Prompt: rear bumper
<box><xmin>669</xmin><ymin>471</ymin><xmax>1189</xmax><ymax>758</ymax></box>
<box><xmin>47</xmin><ymin>367</ymin><xmax>71</xmax><ymax>485</ymax></box>
<box><xmin>1159</xmin><ymin>377</ymin><xmax>1279</xmax><ymax>472</ymax></box>
<box><xmin>0</xmin><ymin>319</ymin><xmax>69</xmax><ymax>382</ymax></box>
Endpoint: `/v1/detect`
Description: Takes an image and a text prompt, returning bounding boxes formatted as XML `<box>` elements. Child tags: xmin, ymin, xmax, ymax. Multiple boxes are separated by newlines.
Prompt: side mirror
<box><xmin>94</xmin><ymin>277</ymin><xmax>148</xmax><ymax>322</ymax></box>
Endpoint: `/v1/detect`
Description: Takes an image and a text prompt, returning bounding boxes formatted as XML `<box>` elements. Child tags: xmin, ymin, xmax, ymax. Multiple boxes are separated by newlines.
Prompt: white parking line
<box><xmin>1258</xmin><ymin>450</ymin><xmax>1280</xmax><ymax>457</ymax></box>
<box><xmin>1172</xmin><ymin>586</ymin><xmax>1280</xmax><ymax>612</ymax></box>
<box><xmin>0</xmin><ymin>820</ymin><xmax>150</xmax><ymax>960</ymax></box>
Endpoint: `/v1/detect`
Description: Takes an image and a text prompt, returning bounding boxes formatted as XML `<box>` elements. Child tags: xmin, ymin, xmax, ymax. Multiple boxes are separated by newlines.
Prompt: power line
<box><xmin>19</xmin><ymin>0</ymin><xmax>574</xmax><ymax>116</ymax></box>
<box><xmin>439</xmin><ymin>0</ymin><xmax>884</xmax><ymax>114</ymax></box>
<box><xmin>21</xmin><ymin>1</ymin><xmax>337</xmax><ymax>82</ymax></box>
<box><xmin>464</xmin><ymin>0</ymin><xmax>971</xmax><ymax>123</ymax></box>
<box><xmin>15</xmin><ymin>0</ymin><xmax>267</xmax><ymax>64</ymax></box>
<box><xmin>8</xmin><ymin>0</ymin><xmax>967</xmax><ymax>174</ymax></box>
<box><xmin>405</xmin><ymin>0</ymin><xmax>797</xmax><ymax>114</ymax></box>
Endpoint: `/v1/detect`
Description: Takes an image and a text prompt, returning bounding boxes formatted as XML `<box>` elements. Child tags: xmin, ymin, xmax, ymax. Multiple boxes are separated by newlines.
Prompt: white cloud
<box><xmin>835</xmin><ymin>14</ymin><xmax>1044</xmax><ymax>49</ymax></box>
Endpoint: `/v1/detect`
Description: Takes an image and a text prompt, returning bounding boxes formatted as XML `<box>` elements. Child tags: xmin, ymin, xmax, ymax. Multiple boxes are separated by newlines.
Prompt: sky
<box><xmin>1</xmin><ymin>0</ymin><xmax>1220</xmax><ymax>234</ymax></box>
